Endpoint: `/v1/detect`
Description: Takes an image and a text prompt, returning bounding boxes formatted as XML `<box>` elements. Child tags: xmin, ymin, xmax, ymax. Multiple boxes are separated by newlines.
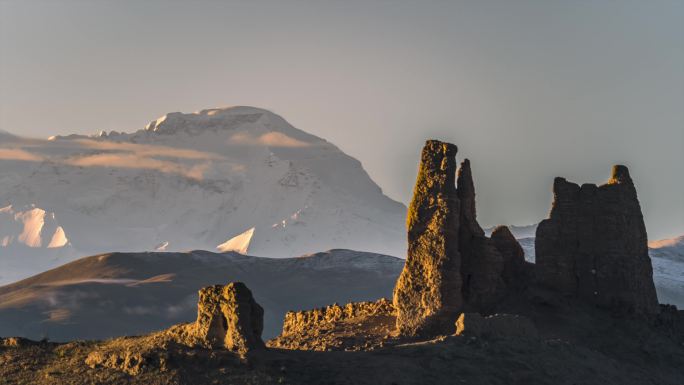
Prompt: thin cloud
<box><xmin>229</xmin><ymin>131</ymin><xmax>312</xmax><ymax>148</ymax></box>
<box><xmin>64</xmin><ymin>153</ymin><xmax>211</xmax><ymax>180</ymax></box>
<box><xmin>0</xmin><ymin>148</ymin><xmax>44</xmax><ymax>162</ymax></box>
<box><xmin>73</xmin><ymin>139</ymin><xmax>225</xmax><ymax>160</ymax></box>
<box><xmin>1</xmin><ymin>139</ymin><xmax>224</xmax><ymax>179</ymax></box>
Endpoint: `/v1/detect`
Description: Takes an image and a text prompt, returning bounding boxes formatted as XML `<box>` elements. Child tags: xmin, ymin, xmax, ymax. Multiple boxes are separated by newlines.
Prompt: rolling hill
<box><xmin>0</xmin><ymin>249</ymin><xmax>403</xmax><ymax>340</ymax></box>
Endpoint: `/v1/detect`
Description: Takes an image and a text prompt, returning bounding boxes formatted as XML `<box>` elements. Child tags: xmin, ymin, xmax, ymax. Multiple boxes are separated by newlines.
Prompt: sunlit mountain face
<box><xmin>0</xmin><ymin>106</ymin><xmax>406</xmax><ymax>284</ymax></box>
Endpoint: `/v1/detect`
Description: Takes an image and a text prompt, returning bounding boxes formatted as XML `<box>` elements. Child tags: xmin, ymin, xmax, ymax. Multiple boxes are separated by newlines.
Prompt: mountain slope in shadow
<box><xmin>0</xmin><ymin>249</ymin><xmax>403</xmax><ymax>341</ymax></box>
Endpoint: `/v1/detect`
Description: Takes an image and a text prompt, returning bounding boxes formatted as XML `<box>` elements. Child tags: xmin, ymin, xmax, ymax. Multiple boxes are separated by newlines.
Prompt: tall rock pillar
<box><xmin>456</xmin><ymin>160</ymin><xmax>505</xmax><ymax>312</ymax></box>
<box><xmin>393</xmin><ymin>140</ymin><xmax>463</xmax><ymax>336</ymax></box>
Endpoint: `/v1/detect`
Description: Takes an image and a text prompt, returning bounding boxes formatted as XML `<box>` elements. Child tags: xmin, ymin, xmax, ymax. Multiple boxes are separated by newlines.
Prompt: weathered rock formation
<box><xmin>279</xmin><ymin>299</ymin><xmax>394</xmax><ymax>336</ymax></box>
<box><xmin>393</xmin><ymin>140</ymin><xmax>521</xmax><ymax>336</ymax></box>
<box><xmin>1</xmin><ymin>337</ymin><xmax>38</xmax><ymax>348</ymax></box>
<box><xmin>491</xmin><ymin>225</ymin><xmax>530</xmax><ymax>289</ymax></box>
<box><xmin>457</xmin><ymin>160</ymin><xmax>506</xmax><ymax>312</ymax></box>
<box><xmin>455</xmin><ymin>313</ymin><xmax>538</xmax><ymax>339</ymax></box>
<box><xmin>192</xmin><ymin>282</ymin><xmax>265</xmax><ymax>354</ymax></box>
<box><xmin>393</xmin><ymin>141</ymin><xmax>464</xmax><ymax>336</ymax></box>
<box><xmin>268</xmin><ymin>299</ymin><xmax>395</xmax><ymax>351</ymax></box>
<box><xmin>535</xmin><ymin>165</ymin><xmax>659</xmax><ymax>315</ymax></box>
<box><xmin>84</xmin><ymin>282</ymin><xmax>264</xmax><ymax>374</ymax></box>
<box><xmin>165</xmin><ymin>282</ymin><xmax>265</xmax><ymax>354</ymax></box>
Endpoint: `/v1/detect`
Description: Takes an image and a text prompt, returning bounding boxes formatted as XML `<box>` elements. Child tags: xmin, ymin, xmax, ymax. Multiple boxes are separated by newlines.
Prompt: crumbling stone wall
<box><xmin>280</xmin><ymin>298</ymin><xmax>394</xmax><ymax>336</ymax></box>
<box><xmin>535</xmin><ymin>166</ymin><xmax>659</xmax><ymax>315</ymax></box>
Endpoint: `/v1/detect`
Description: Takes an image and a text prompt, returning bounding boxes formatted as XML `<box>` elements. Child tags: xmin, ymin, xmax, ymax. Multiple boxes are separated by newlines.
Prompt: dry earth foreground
<box><xmin>2</xmin><ymin>140</ymin><xmax>683</xmax><ymax>385</ymax></box>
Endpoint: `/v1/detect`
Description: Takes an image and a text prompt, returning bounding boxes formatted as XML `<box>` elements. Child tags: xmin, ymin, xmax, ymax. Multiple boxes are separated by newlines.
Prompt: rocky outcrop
<box><xmin>193</xmin><ymin>282</ymin><xmax>265</xmax><ymax>354</ymax></box>
<box><xmin>455</xmin><ymin>159</ymin><xmax>482</xmax><ymax>236</ymax></box>
<box><xmin>167</xmin><ymin>282</ymin><xmax>265</xmax><ymax>354</ymax></box>
<box><xmin>85</xmin><ymin>348</ymin><xmax>165</xmax><ymax>376</ymax></box>
<box><xmin>491</xmin><ymin>225</ymin><xmax>530</xmax><ymax>289</ymax></box>
<box><xmin>1</xmin><ymin>337</ymin><xmax>40</xmax><ymax>348</ymax></box>
<box><xmin>393</xmin><ymin>141</ymin><xmax>513</xmax><ymax>336</ymax></box>
<box><xmin>393</xmin><ymin>141</ymin><xmax>463</xmax><ymax>336</ymax></box>
<box><xmin>268</xmin><ymin>299</ymin><xmax>395</xmax><ymax>351</ymax></box>
<box><xmin>535</xmin><ymin>166</ymin><xmax>659</xmax><ymax>315</ymax></box>
<box><xmin>279</xmin><ymin>299</ymin><xmax>394</xmax><ymax>336</ymax></box>
<box><xmin>84</xmin><ymin>282</ymin><xmax>264</xmax><ymax>375</ymax></box>
<box><xmin>457</xmin><ymin>160</ymin><xmax>506</xmax><ymax>312</ymax></box>
<box><xmin>455</xmin><ymin>313</ymin><xmax>538</xmax><ymax>339</ymax></box>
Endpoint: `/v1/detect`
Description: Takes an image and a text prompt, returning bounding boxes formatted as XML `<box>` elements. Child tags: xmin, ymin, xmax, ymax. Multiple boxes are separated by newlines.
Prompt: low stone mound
<box><xmin>1</xmin><ymin>337</ymin><xmax>45</xmax><ymax>348</ymax></box>
<box><xmin>268</xmin><ymin>298</ymin><xmax>396</xmax><ymax>351</ymax></box>
<box><xmin>281</xmin><ymin>298</ymin><xmax>394</xmax><ymax>334</ymax></box>
<box><xmin>455</xmin><ymin>313</ymin><xmax>538</xmax><ymax>339</ymax></box>
<box><xmin>85</xmin><ymin>342</ymin><xmax>172</xmax><ymax>376</ymax></box>
<box><xmin>84</xmin><ymin>335</ymin><xmax>245</xmax><ymax>376</ymax></box>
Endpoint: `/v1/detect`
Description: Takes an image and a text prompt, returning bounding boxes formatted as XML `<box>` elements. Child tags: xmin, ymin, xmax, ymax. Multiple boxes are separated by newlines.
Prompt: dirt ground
<box><xmin>2</xmin><ymin>300</ymin><xmax>683</xmax><ymax>385</ymax></box>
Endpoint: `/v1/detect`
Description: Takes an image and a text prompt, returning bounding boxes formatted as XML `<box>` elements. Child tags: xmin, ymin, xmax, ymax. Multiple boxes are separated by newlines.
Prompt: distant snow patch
<box><xmin>649</xmin><ymin>235</ymin><xmax>684</xmax><ymax>249</ymax></box>
<box><xmin>217</xmin><ymin>227</ymin><xmax>255</xmax><ymax>254</ymax></box>
<box><xmin>155</xmin><ymin>241</ymin><xmax>170</xmax><ymax>251</ymax></box>
<box><xmin>0</xmin><ymin>205</ymin><xmax>69</xmax><ymax>249</ymax></box>
<box><xmin>47</xmin><ymin>226</ymin><xmax>69</xmax><ymax>248</ymax></box>
<box><xmin>16</xmin><ymin>208</ymin><xmax>47</xmax><ymax>248</ymax></box>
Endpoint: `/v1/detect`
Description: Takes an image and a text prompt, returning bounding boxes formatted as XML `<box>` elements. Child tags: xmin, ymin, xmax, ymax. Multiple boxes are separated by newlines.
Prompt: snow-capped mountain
<box><xmin>0</xmin><ymin>129</ymin><xmax>16</xmax><ymax>140</ymax></box>
<box><xmin>0</xmin><ymin>205</ymin><xmax>69</xmax><ymax>249</ymax></box>
<box><xmin>648</xmin><ymin>235</ymin><xmax>684</xmax><ymax>307</ymax></box>
<box><xmin>649</xmin><ymin>236</ymin><xmax>684</xmax><ymax>262</ymax></box>
<box><xmin>0</xmin><ymin>106</ymin><xmax>406</xmax><ymax>284</ymax></box>
<box><xmin>0</xmin><ymin>204</ymin><xmax>77</xmax><ymax>284</ymax></box>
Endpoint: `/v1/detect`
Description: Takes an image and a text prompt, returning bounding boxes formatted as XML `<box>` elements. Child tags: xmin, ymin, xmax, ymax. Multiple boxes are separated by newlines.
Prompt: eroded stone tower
<box><xmin>393</xmin><ymin>140</ymin><xmax>463</xmax><ymax>335</ymax></box>
<box><xmin>535</xmin><ymin>165</ymin><xmax>659</xmax><ymax>315</ymax></box>
<box><xmin>393</xmin><ymin>140</ymin><xmax>518</xmax><ymax>336</ymax></box>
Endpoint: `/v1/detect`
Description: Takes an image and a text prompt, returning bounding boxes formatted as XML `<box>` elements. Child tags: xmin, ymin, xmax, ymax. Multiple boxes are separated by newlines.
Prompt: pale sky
<box><xmin>1</xmin><ymin>0</ymin><xmax>682</xmax><ymax>239</ymax></box>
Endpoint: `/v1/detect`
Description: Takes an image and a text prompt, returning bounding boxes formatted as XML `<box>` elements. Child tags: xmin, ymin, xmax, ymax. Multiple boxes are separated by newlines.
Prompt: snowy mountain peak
<box><xmin>0</xmin><ymin>106</ymin><xmax>406</xmax><ymax>284</ymax></box>
<box><xmin>649</xmin><ymin>235</ymin><xmax>684</xmax><ymax>249</ymax></box>
<box><xmin>0</xmin><ymin>205</ymin><xmax>69</xmax><ymax>249</ymax></box>
<box><xmin>140</xmin><ymin>106</ymin><xmax>320</xmax><ymax>143</ymax></box>
<box><xmin>217</xmin><ymin>227</ymin><xmax>255</xmax><ymax>254</ymax></box>
<box><xmin>144</xmin><ymin>107</ymin><xmax>268</xmax><ymax>134</ymax></box>
<box><xmin>0</xmin><ymin>129</ymin><xmax>16</xmax><ymax>138</ymax></box>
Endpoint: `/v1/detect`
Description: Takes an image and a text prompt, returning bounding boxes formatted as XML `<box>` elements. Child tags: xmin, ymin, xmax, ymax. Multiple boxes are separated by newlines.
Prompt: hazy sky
<box><xmin>1</xmin><ymin>0</ymin><xmax>682</xmax><ymax>239</ymax></box>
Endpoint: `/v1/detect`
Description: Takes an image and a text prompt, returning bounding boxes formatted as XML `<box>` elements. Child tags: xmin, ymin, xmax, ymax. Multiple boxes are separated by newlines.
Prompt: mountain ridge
<box><xmin>0</xmin><ymin>249</ymin><xmax>403</xmax><ymax>341</ymax></box>
<box><xmin>0</xmin><ymin>106</ymin><xmax>407</xmax><ymax>284</ymax></box>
